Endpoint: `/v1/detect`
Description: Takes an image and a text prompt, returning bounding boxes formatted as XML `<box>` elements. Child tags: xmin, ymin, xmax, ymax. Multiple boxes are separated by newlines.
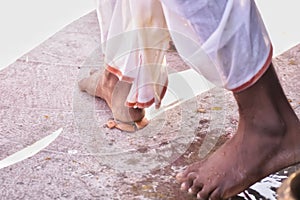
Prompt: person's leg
<box><xmin>124</xmin><ymin>0</ymin><xmax>170</xmax><ymax>110</ymax></box>
<box><xmin>79</xmin><ymin>0</ymin><xmax>169</xmax><ymax>127</ymax></box>
<box><xmin>160</xmin><ymin>0</ymin><xmax>300</xmax><ymax>198</ymax></box>
<box><xmin>80</xmin><ymin>0</ymin><xmax>146</xmax><ymax>124</ymax></box>
<box><xmin>176</xmin><ymin>64</ymin><xmax>300</xmax><ymax>199</ymax></box>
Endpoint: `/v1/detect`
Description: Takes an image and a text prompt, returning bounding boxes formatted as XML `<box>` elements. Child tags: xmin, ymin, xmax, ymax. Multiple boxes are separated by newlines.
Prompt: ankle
<box><xmin>101</xmin><ymin>70</ymin><xmax>119</xmax><ymax>91</ymax></box>
<box><xmin>236</xmin><ymin>94</ymin><xmax>287</xmax><ymax>138</ymax></box>
<box><xmin>254</xmin><ymin>111</ymin><xmax>287</xmax><ymax>138</ymax></box>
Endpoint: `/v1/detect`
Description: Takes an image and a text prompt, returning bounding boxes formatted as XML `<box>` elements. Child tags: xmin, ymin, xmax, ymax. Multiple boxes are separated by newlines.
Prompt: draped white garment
<box><xmin>96</xmin><ymin>0</ymin><xmax>272</xmax><ymax>108</ymax></box>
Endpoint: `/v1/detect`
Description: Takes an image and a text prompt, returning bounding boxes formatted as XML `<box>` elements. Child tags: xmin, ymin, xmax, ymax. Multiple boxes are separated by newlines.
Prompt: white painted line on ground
<box><xmin>0</xmin><ymin>128</ymin><xmax>63</xmax><ymax>170</ymax></box>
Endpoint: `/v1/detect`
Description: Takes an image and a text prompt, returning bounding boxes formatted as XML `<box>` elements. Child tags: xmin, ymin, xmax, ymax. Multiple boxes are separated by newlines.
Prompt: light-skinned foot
<box><xmin>176</xmin><ymin>64</ymin><xmax>300</xmax><ymax>199</ymax></box>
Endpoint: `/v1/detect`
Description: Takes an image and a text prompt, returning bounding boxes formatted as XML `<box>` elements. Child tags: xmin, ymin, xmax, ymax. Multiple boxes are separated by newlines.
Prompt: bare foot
<box><xmin>78</xmin><ymin>69</ymin><xmax>145</xmax><ymax>124</ymax></box>
<box><xmin>176</xmin><ymin>65</ymin><xmax>300</xmax><ymax>199</ymax></box>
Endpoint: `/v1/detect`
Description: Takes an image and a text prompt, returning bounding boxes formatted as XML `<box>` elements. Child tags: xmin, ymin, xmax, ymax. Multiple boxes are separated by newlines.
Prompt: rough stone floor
<box><xmin>0</xmin><ymin>11</ymin><xmax>299</xmax><ymax>200</ymax></box>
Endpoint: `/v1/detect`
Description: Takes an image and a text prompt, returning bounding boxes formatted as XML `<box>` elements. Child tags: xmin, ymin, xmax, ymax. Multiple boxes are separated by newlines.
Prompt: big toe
<box><xmin>176</xmin><ymin>172</ymin><xmax>187</xmax><ymax>182</ymax></box>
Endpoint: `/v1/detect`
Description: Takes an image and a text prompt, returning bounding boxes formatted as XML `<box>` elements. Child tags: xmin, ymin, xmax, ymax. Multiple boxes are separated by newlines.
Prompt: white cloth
<box><xmin>96</xmin><ymin>0</ymin><xmax>272</xmax><ymax>108</ymax></box>
<box><xmin>161</xmin><ymin>0</ymin><xmax>272</xmax><ymax>91</ymax></box>
<box><xmin>96</xmin><ymin>0</ymin><xmax>170</xmax><ymax>108</ymax></box>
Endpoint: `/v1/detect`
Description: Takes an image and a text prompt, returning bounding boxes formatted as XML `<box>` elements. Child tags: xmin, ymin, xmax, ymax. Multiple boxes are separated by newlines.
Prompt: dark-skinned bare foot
<box><xmin>78</xmin><ymin>69</ymin><xmax>148</xmax><ymax>130</ymax></box>
<box><xmin>176</xmin><ymin>64</ymin><xmax>300</xmax><ymax>199</ymax></box>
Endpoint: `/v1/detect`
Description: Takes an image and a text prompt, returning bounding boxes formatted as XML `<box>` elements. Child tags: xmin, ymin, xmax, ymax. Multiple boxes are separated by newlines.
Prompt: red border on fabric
<box><xmin>106</xmin><ymin>65</ymin><xmax>134</xmax><ymax>83</ymax></box>
<box><xmin>232</xmin><ymin>45</ymin><xmax>273</xmax><ymax>93</ymax></box>
<box><xmin>125</xmin><ymin>80</ymin><xmax>168</xmax><ymax>109</ymax></box>
<box><xmin>106</xmin><ymin>64</ymin><xmax>168</xmax><ymax>109</ymax></box>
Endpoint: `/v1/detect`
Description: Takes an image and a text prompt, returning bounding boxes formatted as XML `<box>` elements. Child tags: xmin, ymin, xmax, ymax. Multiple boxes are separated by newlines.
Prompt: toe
<box><xmin>176</xmin><ymin>172</ymin><xmax>186</xmax><ymax>182</ymax></box>
<box><xmin>180</xmin><ymin>181</ymin><xmax>192</xmax><ymax>192</ymax></box>
<box><xmin>176</xmin><ymin>162</ymin><xmax>202</xmax><ymax>182</ymax></box>
<box><xmin>176</xmin><ymin>170</ymin><xmax>191</xmax><ymax>182</ymax></box>
<box><xmin>197</xmin><ymin>186</ymin><xmax>216</xmax><ymax>200</ymax></box>
<box><xmin>197</xmin><ymin>191</ymin><xmax>209</xmax><ymax>200</ymax></box>
<box><xmin>188</xmin><ymin>178</ymin><xmax>204</xmax><ymax>195</ymax></box>
<box><xmin>210</xmin><ymin>188</ymin><xmax>223</xmax><ymax>200</ymax></box>
<box><xmin>179</xmin><ymin>172</ymin><xmax>198</xmax><ymax>191</ymax></box>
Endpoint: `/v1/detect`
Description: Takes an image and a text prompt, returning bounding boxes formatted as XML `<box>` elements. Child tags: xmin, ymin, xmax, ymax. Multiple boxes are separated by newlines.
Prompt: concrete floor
<box><xmin>0</xmin><ymin>11</ymin><xmax>300</xmax><ymax>200</ymax></box>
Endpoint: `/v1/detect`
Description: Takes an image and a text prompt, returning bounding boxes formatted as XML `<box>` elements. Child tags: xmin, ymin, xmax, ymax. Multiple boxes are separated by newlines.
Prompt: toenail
<box><xmin>197</xmin><ymin>193</ymin><xmax>205</xmax><ymax>200</ymax></box>
<box><xmin>180</xmin><ymin>182</ymin><xmax>187</xmax><ymax>191</ymax></box>
<box><xmin>176</xmin><ymin>172</ymin><xmax>184</xmax><ymax>179</ymax></box>
<box><xmin>188</xmin><ymin>188</ymin><xmax>193</xmax><ymax>194</ymax></box>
